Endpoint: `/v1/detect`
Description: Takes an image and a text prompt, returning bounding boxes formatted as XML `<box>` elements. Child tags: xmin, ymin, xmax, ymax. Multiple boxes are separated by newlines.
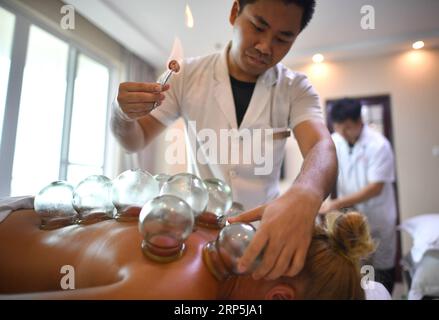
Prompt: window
<box><xmin>0</xmin><ymin>5</ymin><xmax>112</xmax><ymax>197</ymax></box>
<box><xmin>11</xmin><ymin>25</ymin><xmax>69</xmax><ymax>196</ymax></box>
<box><xmin>67</xmin><ymin>54</ymin><xmax>109</xmax><ymax>186</ymax></box>
<box><xmin>0</xmin><ymin>7</ymin><xmax>15</xmax><ymax>148</ymax></box>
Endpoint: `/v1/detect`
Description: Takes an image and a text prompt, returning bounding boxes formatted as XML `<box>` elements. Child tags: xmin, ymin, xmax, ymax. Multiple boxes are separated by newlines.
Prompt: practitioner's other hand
<box><xmin>318</xmin><ymin>199</ymin><xmax>339</xmax><ymax>214</ymax></box>
<box><xmin>228</xmin><ymin>186</ymin><xmax>320</xmax><ymax>281</ymax></box>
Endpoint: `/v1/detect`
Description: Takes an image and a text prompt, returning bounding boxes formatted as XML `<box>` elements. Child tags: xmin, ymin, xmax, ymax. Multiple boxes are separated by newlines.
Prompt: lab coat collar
<box><xmin>336</xmin><ymin>124</ymin><xmax>370</xmax><ymax>151</ymax></box>
<box><xmin>213</xmin><ymin>42</ymin><xmax>278</xmax><ymax>129</ymax></box>
<box><xmin>355</xmin><ymin>124</ymin><xmax>371</xmax><ymax>148</ymax></box>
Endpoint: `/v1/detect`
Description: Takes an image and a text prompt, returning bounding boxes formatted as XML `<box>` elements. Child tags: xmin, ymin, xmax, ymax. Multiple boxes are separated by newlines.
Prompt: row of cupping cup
<box><xmin>137</xmin><ymin>191</ymin><xmax>260</xmax><ymax>272</ymax></box>
<box><xmin>34</xmin><ymin>169</ymin><xmax>260</xmax><ymax>270</ymax></box>
<box><xmin>34</xmin><ymin>169</ymin><xmax>243</xmax><ymax>230</ymax></box>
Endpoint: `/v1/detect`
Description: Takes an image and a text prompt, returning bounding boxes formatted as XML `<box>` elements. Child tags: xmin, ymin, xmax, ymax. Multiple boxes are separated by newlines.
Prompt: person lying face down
<box><xmin>0</xmin><ymin>209</ymin><xmax>375</xmax><ymax>299</ymax></box>
<box><xmin>219</xmin><ymin>211</ymin><xmax>377</xmax><ymax>299</ymax></box>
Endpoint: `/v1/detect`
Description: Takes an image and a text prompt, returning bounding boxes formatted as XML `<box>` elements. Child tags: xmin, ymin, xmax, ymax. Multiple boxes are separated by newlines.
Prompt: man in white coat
<box><xmin>320</xmin><ymin>98</ymin><xmax>397</xmax><ymax>293</ymax></box>
<box><xmin>111</xmin><ymin>0</ymin><xmax>337</xmax><ymax>281</ymax></box>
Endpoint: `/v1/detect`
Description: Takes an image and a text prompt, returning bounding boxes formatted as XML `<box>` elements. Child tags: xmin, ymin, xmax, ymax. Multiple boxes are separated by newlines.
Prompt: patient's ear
<box><xmin>265</xmin><ymin>284</ymin><xmax>296</xmax><ymax>300</ymax></box>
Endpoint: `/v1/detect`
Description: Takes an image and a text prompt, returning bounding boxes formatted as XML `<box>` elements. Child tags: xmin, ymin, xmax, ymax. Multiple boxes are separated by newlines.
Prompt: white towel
<box><xmin>0</xmin><ymin>196</ymin><xmax>35</xmax><ymax>223</ymax></box>
<box><xmin>364</xmin><ymin>281</ymin><xmax>392</xmax><ymax>300</ymax></box>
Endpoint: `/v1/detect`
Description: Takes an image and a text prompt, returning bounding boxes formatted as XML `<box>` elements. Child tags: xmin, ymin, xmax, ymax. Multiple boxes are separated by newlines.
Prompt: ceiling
<box><xmin>66</xmin><ymin>0</ymin><xmax>439</xmax><ymax>69</ymax></box>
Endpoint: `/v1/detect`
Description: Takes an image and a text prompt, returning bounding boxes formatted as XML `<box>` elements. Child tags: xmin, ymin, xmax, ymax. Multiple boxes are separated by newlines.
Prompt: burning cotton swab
<box><xmin>153</xmin><ymin>60</ymin><xmax>181</xmax><ymax>109</ymax></box>
<box><xmin>153</xmin><ymin>36</ymin><xmax>184</xmax><ymax>109</ymax></box>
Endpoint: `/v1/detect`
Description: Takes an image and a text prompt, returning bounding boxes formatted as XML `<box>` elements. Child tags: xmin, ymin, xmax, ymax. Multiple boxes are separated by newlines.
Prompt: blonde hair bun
<box><xmin>326</xmin><ymin>211</ymin><xmax>376</xmax><ymax>262</ymax></box>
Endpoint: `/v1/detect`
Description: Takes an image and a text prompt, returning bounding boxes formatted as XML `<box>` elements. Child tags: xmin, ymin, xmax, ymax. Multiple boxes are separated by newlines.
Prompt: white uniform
<box><xmin>332</xmin><ymin>125</ymin><xmax>397</xmax><ymax>269</ymax></box>
<box><xmin>151</xmin><ymin>44</ymin><xmax>323</xmax><ymax>210</ymax></box>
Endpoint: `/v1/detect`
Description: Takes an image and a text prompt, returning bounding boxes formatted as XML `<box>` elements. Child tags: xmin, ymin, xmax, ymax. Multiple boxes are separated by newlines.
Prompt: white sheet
<box><xmin>364</xmin><ymin>281</ymin><xmax>392</xmax><ymax>300</ymax></box>
<box><xmin>0</xmin><ymin>196</ymin><xmax>34</xmax><ymax>223</ymax></box>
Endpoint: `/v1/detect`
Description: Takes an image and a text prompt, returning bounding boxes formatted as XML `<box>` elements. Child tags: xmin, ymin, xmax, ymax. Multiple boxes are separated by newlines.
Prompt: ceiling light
<box><xmin>412</xmin><ymin>41</ymin><xmax>425</xmax><ymax>50</ymax></box>
<box><xmin>312</xmin><ymin>53</ymin><xmax>324</xmax><ymax>64</ymax></box>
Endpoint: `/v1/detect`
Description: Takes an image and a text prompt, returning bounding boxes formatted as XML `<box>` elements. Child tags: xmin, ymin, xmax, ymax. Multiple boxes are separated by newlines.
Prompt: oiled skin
<box><xmin>0</xmin><ymin>210</ymin><xmax>219</xmax><ymax>299</ymax></box>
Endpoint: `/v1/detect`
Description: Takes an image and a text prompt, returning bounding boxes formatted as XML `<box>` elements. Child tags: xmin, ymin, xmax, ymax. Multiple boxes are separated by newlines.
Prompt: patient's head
<box><xmin>219</xmin><ymin>211</ymin><xmax>376</xmax><ymax>300</ymax></box>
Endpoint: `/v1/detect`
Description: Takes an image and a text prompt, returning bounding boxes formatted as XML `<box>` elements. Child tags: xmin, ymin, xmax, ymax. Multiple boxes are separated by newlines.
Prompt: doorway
<box><xmin>325</xmin><ymin>95</ymin><xmax>403</xmax><ymax>284</ymax></box>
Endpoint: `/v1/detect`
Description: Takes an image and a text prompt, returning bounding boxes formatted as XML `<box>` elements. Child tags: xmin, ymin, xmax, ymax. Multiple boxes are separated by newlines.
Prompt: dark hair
<box><xmin>238</xmin><ymin>0</ymin><xmax>316</xmax><ymax>32</ymax></box>
<box><xmin>330</xmin><ymin>98</ymin><xmax>363</xmax><ymax>123</ymax></box>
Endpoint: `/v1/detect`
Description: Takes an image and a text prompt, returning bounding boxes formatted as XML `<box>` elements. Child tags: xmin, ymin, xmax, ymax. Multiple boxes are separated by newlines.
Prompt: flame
<box><xmin>167</xmin><ymin>37</ymin><xmax>184</xmax><ymax>73</ymax></box>
<box><xmin>185</xmin><ymin>4</ymin><xmax>194</xmax><ymax>28</ymax></box>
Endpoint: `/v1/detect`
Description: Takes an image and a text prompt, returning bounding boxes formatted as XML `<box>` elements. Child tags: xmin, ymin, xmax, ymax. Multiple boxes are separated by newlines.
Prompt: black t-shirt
<box><xmin>230</xmin><ymin>76</ymin><xmax>256</xmax><ymax>128</ymax></box>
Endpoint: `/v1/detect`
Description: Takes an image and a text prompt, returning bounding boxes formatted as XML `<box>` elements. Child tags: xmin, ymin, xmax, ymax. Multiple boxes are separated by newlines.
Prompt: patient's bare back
<box><xmin>0</xmin><ymin>210</ymin><xmax>218</xmax><ymax>299</ymax></box>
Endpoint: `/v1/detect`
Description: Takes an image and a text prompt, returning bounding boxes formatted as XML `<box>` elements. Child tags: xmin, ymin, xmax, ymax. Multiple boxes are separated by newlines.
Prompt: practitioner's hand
<box><xmin>117</xmin><ymin>82</ymin><xmax>170</xmax><ymax>120</ymax></box>
<box><xmin>228</xmin><ymin>186</ymin><xmax>321</xmax><ymax>280</ymax></box>
<box><xmin>318</xmin><ymin>199</ymin><xmax>338</xmax><ymax>214</ymax></box>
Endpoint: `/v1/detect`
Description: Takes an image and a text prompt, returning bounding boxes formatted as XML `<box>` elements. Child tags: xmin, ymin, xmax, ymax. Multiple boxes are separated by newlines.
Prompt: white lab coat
<box><xmin>332</xmin><ymin>125</ymin><xmax>397</xmax><ymax>269</ymax></box>
<box><xmin>151</xmin><ymin>43</ymin><xmax>323</xmax><ymax>210</ymax></box>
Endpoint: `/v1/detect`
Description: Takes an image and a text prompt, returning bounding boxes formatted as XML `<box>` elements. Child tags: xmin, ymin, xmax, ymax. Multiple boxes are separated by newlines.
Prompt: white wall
<box><xmin>283</xmin><ymin>48</ymin><xmax>439</xmax><ymax>254</ymax></box>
